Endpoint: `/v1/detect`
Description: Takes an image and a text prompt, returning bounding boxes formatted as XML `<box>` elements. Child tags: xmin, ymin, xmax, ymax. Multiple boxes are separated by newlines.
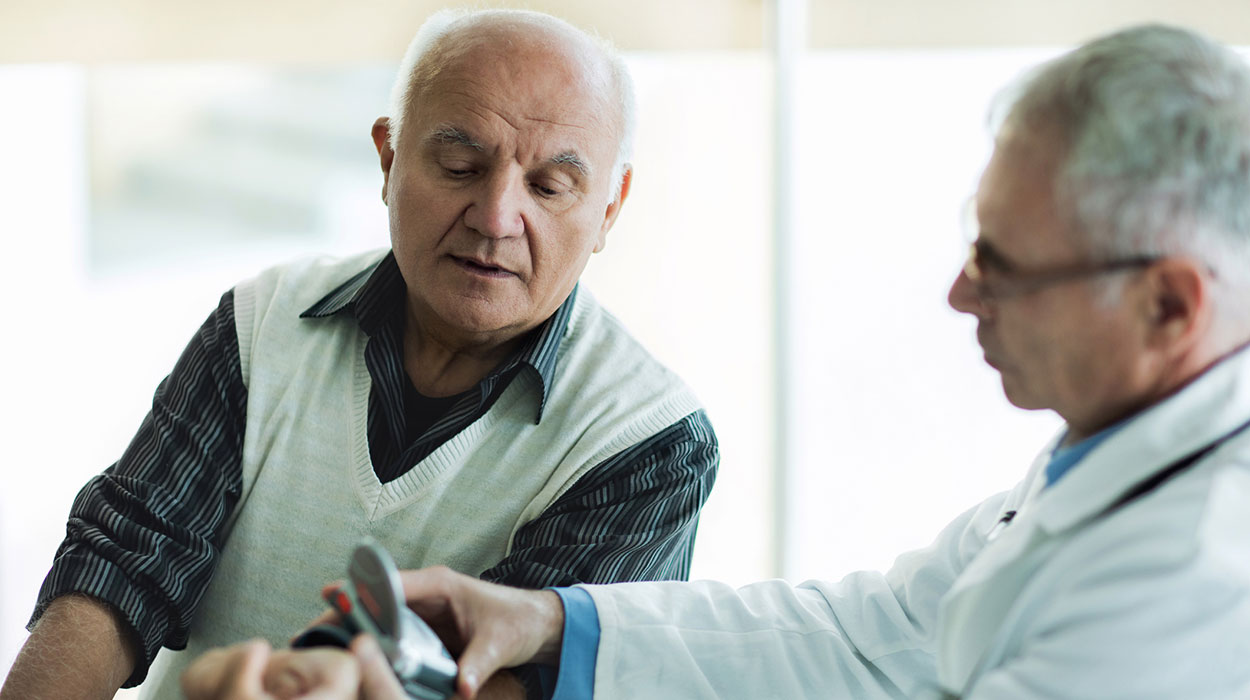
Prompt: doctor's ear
<box><xmin>1144</xmin><ymin>258</ymin><xmax>1208</xmax><ymax>347</ymax></box>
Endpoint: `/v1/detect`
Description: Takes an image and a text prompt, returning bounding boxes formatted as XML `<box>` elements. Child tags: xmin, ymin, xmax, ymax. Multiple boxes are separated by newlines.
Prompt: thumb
<box><xmin>454</xmin><ymin>632</ymin><xmax>514</xmax><ymax>699</ymax></box>
<box><xmin>350</xmin><ymin>635</ymin><xmax>408</xmax><ymax>700</ymax></box>
<box><xmin>232</xmin><ymin>641</ymin><xmax>273</xmax><ymax>693</ymax></box>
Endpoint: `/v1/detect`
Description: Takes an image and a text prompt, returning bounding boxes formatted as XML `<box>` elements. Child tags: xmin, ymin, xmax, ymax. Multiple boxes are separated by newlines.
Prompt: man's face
<box><xmin>947</xmin><ymin>133</ymin><xmax>1152</xmax><ymax>436</ymax></box>
<box><xmin>375</xmin><ymin>31</ymin><xmax>626</xmax><ymax>341</ymax></box>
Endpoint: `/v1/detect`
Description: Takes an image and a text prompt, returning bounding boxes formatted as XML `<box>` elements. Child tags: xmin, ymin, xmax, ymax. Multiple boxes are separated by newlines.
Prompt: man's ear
<box><xmin>594</xmin><ymin>165</ymin><xmax>633</xmax><ymax>254</ymax></box>
<box><xmin>371</xmin><ymin>117</ymin><xmax>395</xmax><ymax>204</ymax></box>
<box><xmin>1145</xmin><ymin>258</ymin><xmax>1209</xmax><ymax>351</ymax></box>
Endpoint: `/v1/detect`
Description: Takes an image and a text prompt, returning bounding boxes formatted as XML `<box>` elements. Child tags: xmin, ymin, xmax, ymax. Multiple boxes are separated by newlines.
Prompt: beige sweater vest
<box><xmin>140</xmin><ymin>251</ymin><xmax>701</xmax><ymax>697</ymax></box>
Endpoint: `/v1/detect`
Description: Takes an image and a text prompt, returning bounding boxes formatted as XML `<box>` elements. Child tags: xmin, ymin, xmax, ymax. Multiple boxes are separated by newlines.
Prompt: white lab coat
<box><xmin>582</xmin><ymin>349</ymin><xmax>1250</xmax><ymax>699</ymax></box>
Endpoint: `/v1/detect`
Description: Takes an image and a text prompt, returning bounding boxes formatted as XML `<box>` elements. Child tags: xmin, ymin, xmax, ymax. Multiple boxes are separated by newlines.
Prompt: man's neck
<box><xmin>402</xmin><ymin>309</ymin><xmax>530</xmax><ymax>398</ymax></box>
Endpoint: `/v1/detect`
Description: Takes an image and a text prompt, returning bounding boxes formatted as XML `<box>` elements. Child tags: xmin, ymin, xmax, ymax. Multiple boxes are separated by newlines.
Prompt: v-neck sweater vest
<box><xmin>140</xmin><ymin>251</ymin><xmax>702</xmax><ymax>697</ymax></box>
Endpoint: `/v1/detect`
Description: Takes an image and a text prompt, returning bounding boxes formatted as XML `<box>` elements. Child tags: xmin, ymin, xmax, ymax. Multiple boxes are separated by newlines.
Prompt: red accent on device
<box><xmin>333</xmin><ymin>590</ymin><xmax>352</xmax><ymax>614</ymax></box>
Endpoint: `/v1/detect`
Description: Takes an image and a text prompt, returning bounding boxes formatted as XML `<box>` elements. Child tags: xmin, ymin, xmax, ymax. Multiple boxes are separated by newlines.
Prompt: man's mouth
<box><xmin>452</xmin><ymin>256</ymin><xmax>515</xmax><ymax>279</ymax></box>
<box><xmin>975</xmin><ymin>327</ymin><xmax>1001</xmax><ymax>369</ymax></box>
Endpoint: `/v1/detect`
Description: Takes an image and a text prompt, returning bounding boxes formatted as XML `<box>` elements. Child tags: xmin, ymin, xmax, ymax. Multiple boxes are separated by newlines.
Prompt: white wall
<box><xmin>783</xmin><ymin>50</ymin><xmax>1064</xmax><ymax>582</ymax></box>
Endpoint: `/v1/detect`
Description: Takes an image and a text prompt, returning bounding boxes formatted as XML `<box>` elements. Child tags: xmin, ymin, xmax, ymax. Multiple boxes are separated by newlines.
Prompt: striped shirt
<box><xmin>31</xmin><ymin>252</ymin><xmax>719</xmax><ymax>687</ymax></box>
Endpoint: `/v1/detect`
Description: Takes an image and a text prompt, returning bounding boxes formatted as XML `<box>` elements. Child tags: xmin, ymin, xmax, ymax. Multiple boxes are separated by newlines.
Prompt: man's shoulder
<box><xmin>243</xmin><ymin>249</ymin><xmax>387</xmax><ymax>298</ymax></box>
<box><xmin>233</xmin><ymin>249</ymin><xmax>387</xmax><ymax>317</ymax></box>
<box><xmin>562</xmin><ymin>289</ymin><xmax>693</xmax><ymax>390</ymax></box>
<box><xmin>545</xmin><ymin>288</ymin><xmax>705</xmax><ymax>429</ymax></box>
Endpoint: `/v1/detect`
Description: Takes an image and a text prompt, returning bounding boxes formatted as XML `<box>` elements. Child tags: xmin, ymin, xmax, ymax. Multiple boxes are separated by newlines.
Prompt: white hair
<box><xmin>385</xmin><ymin>8</ymin><xmax>636</xmax><ymax>202</ymax></box>
<box><xmin>996</xmin><ymin>24</ymin><xmax>1250</xmax><ymax>318</ymax></box>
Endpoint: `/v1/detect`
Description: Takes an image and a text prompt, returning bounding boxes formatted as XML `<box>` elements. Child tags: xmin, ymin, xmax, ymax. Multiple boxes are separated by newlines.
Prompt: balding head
<box><xmin>387</xmin><ymin>9</ymin><xmax>636</xmax><ymax>198</ymax></box>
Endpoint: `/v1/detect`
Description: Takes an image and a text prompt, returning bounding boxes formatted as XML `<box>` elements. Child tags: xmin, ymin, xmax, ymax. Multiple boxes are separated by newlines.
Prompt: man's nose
<box><xmin>948</xmin><ymin>268</ymin><xmax>990</xmax><ymax>318</ymax></box>
<box><xmin>464</xmin><ymin>169</ymin><xmax>526</xmax><ymax>239</ymax></box>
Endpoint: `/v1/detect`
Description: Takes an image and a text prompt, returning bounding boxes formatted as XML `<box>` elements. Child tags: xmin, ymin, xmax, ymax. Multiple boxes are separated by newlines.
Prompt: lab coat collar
<box><xmin>1032</xmin><ymin>345</ymin><xmax>1250</xmax><ymax>536</ymax></box>
<box><xmin>936</xmin><ymin>346</ymin><xmax>1250</xmax><ymax>693</ymax></box>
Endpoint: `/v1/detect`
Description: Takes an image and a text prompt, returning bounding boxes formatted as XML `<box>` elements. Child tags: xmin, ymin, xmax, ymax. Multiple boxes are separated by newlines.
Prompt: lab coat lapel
<box><xmin>1034</xmin><ymin>354</ymin><xmax>1250</xmax><ymax>535</ymax></box>
<box><xmin>935</xmin><ymin>468</ymin><xmax>1049</xmax><ymax>692</ymax></box>
<box><xmin>936</xmin><ymin>347</ymin><xmax>1250</xmax><ymax>694</ymax></box>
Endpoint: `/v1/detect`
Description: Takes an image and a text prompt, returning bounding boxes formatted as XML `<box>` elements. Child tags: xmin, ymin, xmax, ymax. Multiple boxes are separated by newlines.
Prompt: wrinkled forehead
<box><xmin>412</xmin><ymin>29</ymin><xmax>620</xmax><ymax>166</ymax></box>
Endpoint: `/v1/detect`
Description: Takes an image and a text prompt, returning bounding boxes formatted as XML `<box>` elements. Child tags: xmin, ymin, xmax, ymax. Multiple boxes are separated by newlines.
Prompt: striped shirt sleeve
<box><xmin>28</xmin><ymin>290</ymin><xmax>248</xmax><ymax>687</ymax></box>
<box><xmin>480</xmin><ymin>409</ymin><xmax>719</xmax><ymax>588</ymax></box>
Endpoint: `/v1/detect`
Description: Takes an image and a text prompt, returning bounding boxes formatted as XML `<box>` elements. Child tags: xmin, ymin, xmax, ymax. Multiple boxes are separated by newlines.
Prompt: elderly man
<box><xmin>0</xmin><ymin>9</ymin><xmax>719</xmax><ymax>700</ymax></box>
<box><xmin>181</xmin><ymin>22</ymin><xmax>1250</xmax><ymax>700</ymax></box>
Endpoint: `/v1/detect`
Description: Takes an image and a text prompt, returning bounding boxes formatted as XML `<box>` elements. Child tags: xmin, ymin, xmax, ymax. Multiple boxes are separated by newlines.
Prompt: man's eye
<box><xmin>441</xmin><ymin>166</ymin><xmax>474</xmax><ymax>178</ymax></box>
<box><xmin>531</xmin><ymin>182</ymin><xmax>565</xmax><ymax>197</ymax></box>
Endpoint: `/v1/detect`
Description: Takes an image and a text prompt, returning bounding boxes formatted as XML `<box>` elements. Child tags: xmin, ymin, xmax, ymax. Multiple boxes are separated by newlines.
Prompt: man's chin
<box><xmin>428</xmin><ymin>296</ymin><xmax>527</xmax><ymax>338</ymax></box>
<box><xmin>444</xmin><ymin>313</ymin><xmax>518</xmax><ymax>338</ymax></box>
<box><xmin>1000</xmin><ymin>379</ymin><xmax>1047</xmax><ymax>411</ymax></box>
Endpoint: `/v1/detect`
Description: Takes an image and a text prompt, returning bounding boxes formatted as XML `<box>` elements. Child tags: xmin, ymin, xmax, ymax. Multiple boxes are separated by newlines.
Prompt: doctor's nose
<box><xmin>464</xmin><ymin>170</ymin><xmax>526</xmax><ymax>239</ymax></box>
<box><xmin>948</xmin><ymin>263</ymin><xmax>992</xmax><ymax>320</ymax></box>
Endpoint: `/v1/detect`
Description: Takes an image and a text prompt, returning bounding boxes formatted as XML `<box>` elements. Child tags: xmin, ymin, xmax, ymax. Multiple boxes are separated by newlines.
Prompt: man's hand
<box><xmin>390</xmin><ymin>566</ymin><xmax>566</xmax><ymax>699</ymax></box>
<box><xmin>182</xmin><ymin>640</ymin><xmax>361</xmax><ymax>700</ymax></box>
<box><xmin>182</xmin><ymin>636</ymin><xmax>525</xmax><ymax>700</ymax></box>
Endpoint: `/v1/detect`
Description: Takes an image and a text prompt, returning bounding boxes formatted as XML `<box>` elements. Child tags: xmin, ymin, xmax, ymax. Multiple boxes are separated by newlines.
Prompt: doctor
<box><xmin>183</xmin><ymin>22</ymin><xmax>1250</xmax><ymax>700</ymax></box>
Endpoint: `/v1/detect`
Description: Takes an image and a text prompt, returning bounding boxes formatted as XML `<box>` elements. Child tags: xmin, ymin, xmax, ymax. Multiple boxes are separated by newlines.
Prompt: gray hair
<box><xmin>385</xmin><ymin>8</ymin><xmax>636</xmax><ymax>202</ymax></box>
<box><xmin>997</xmin><ymin>24</ymin><xmax>1250</xmax><ymax>312</ymax></box>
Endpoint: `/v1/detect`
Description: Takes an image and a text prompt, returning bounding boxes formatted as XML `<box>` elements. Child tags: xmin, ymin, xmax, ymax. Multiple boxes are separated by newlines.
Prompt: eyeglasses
<box><xmin>963</xmin><ymin>239</ymin><xmax>1159</xmax><ymax>302</ymax></box>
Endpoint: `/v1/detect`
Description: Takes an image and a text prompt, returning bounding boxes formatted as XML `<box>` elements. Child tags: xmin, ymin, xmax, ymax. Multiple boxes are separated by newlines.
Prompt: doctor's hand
<box><xmin>384</xmin><ymin>566</ymin><xmax>566</xmax><ymax>699</ymax></box>
<box><xmin>350</xmin><ymin>634</ymin><xmax>526</xmax><ymax>700</ymax></box>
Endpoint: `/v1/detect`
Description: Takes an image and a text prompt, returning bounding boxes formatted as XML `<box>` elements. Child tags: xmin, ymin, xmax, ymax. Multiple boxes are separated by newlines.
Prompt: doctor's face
<box><xmin>947</xmin><ymin>133</ymin><xmax>1151</xmax><ymax>439</ymax></box>
<box><xmin>373</xmin><ymin>27</ymin><xmax>628</xmax><ymax>343</ymax></box>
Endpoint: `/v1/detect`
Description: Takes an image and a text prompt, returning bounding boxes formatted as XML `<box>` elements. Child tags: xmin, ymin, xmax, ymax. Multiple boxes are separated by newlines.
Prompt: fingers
<box><xmin>231</xmin><ymin>642</ymin><xmax>273</xmax><ymax>695</ymax></box>
<box><xmin>183</xmin><ymin>641</ymin><xmax>366</xmax><ymax>700</ymax></box>
<box><xmin>395</xmin><ymin>566</ymin><xmax>459</xmax><ymax>619</ymax></box>
<box><xmin>350</xmin><ymin>635</ymin><xmax>410</xmax><ymax>700</ymax></box>
<box><xmin>454</xmin><ymin>635</ymin><xmax>507</xmax><ymax>698</ymax></box>
<box><xmin>396</xmin><ymin>565</ymin><xmax>459</xmax><ymax>597</ymax></box>
<box><xmin>391</xmin><ymin>567</ymin><xmax>566</xmax><ymax>698</ymax></box>
<box><xmin>262</xmin><ymin>648</ymin><xmax>359</xmax><ymax>699</ymax></box>
<box><xmin>181</xmin><ymin>639</ymin><xmax>271</xmax><ymax>699</ymax></box>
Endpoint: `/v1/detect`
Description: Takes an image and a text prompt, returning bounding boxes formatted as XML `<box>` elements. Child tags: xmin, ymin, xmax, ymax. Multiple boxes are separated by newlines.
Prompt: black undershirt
<box><xmin>401</xmin><ymin>379</ymin><xmax>471</xmax><ymax>447</ymax></box>
<box><xmin>377</xmin><ymin>365</ymin><xmax>522</xmax><ymax>484</ymax></box>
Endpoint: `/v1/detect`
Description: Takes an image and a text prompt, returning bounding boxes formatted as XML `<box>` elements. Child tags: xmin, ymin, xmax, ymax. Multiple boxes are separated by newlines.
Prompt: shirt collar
<box><xmin>1032</xmin><ymin>344</ymin><xmax>1250</xmax><ymax>534</ymax></box>
<box><xmin>1044</xmin><ymin>418</ymin><xmax>1132</xmax><ymax>487</ymax></box>
<box><xmin>299</xmin><ymin>250</ymin><xmax>574</xmax><ymax>421</ymax></box>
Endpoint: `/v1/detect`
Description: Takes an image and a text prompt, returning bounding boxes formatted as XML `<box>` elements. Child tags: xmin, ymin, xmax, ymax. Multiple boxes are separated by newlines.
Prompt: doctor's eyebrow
<box><xmin>973</xmin><ymin>238</ymin><xmax>1019</xmax><ymax>273</ymax></box>
<box><xmin>427</xmin><ymin>126</ymin><xmax>483</xmax><ymax>151</ymax></box>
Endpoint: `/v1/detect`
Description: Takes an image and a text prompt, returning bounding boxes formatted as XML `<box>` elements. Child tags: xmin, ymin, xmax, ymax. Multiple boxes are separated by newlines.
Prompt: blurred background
<box><xmin>3</xmin><ymin>1</ymin><xmax>1249</xmax><ymax>695</ymax></box>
